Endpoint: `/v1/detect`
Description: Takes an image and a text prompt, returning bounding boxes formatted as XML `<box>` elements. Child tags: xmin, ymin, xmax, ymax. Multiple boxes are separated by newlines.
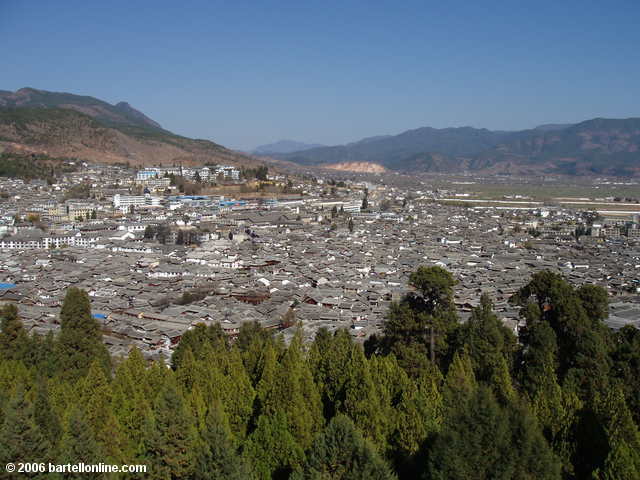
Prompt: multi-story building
<box><xmin>113</xmin><ymin>194</ymin><xmax>162</xmax><ymax>213</ymax></box>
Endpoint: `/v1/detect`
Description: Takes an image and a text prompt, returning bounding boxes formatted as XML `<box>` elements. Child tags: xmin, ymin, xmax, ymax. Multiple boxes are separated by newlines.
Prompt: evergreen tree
<box><xmin>308</xmin><ymin>329</ymin><xmax>354</xmax><ymax>419</ymax></box>
<box><xmin>425</xmin><ymin>386</ymin><xmax>561</xmax><ymax>480</ymax></box>
<box><xmin>293</xmin><ymin>415</ymin><xmax>396</xmax><ymax>480</ymax></box>
<box><xmin>442</xmin><ymin>349</ymin><xmax>477</xmax><ymax>406</ymax></box>
<box><xmin>0</xmin><ymin>304</ymin><xmax>29</xmax><ymax>362</ymax></box>
<box><xmin>55</xmin><ymin>287</ymin><xmax>111</xmax><ymax>381</ymax></box>
<box><xmin>195</xmin><ymin>401</ymin><xmax>250</xmax><ymax>480</ymax></box>
<box><xmin>0</xmin><ymin>383</ymin><xmax>51</xmax><ymax>475</ymax></box>
<box><xmin>453</xmin><ymin>293</ymin><xmax>516</xmax><ymax>384</ymax></box>
<box><xmin>259</xmin><ymin>331</ymin><xmax>323</xmax><ymax>449</ymax></box>
<box><xmin>214</xmin><ymin>345</ymin><xmax>256</xmax><ymax>439</ymax></box>
<box><xmin>392</xmin><ymin>365</ymin><xmax>443</xmax><ymax>464</ymax></box>
<box><xmin>243</xmin><ymin>411</ymin><xmax>305</xmax><ymax>480</ymax></box>
<box><xmin>611</xmin><ymin>325</ymin><xmax>640</xmax><ymax>424</ymax></box>
<box><xmin>592</xmin><ymin>384</ymin><xmax>640</xmax><ymax>480</ymax></box>
<box><xmin>237</xmin><ymin>321</ymin><xmax>273</xmax><ymax>385</ymax></box>
<box><xmin>172</xmin><ymin>323</ymin><xmax>226</xmax><ymax>369</ymax></box>
<box><xmin>112</xmin><ymin>348</ymin><xmax>154</xmax><ymax>460</ymax></box>
<box><xmin>342</xmin><ymin>342</ymin><xmax>388</xmax><ymax>450</ymax></box>
<box><xmin>378</xmin><ymin>266</ymin><xmax>458</xmax><ymax>372</ymax></box>
<box><xmin>141</xmin><ymin>377</ymin><xmax>198</xmax><ymax>480</ymax></box>
<box><xmin>58</xmin><ymin>404</ymin><xmax>104</xmax><ymax>471</ymax></box>
<box><xmin>33</xmin><ymin>378</ymin><xmax>61</xmax><ymax>450</ymax></box>
<box><xmin>79</xmin><ymin>361</ymin><xmax>126</xmax><ymax>464</ymax></box>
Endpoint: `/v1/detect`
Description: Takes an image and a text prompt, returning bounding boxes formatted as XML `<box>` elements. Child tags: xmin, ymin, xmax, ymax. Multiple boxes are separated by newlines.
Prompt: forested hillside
<box><xmin>0</xmin><ymin>268</ymin><xmax>638</xmax><ymax>479</ymax></box>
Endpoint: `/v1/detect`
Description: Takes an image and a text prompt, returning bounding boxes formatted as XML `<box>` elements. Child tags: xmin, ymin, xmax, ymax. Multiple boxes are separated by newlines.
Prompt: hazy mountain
<box><xmin>279</xmin><ymin>119</ymin><xmax>640</xmax><ymax>176</ymax></box>
<box><xmin>533</xmin><ymin>123</ymin><xmax>574</xmax><ymax>131</ymax></box>
<box><xmin>347</xmin><ymin>134</ymin><xmax>393</xmax><ymax>146</ymax></box>
<box><xmin>253</xmin><ymin>139</ymin><xmax>324</xmax><ymax>155</ymax></box>
<box><xmin>281</xmin><ymin>126</ymin><xmax>512</xmax><ymax>166</ymax></box>
<box><xmin>0</xmin><ymin>88</ymin><xmax>255</xmax><ymax>167</ymax></box>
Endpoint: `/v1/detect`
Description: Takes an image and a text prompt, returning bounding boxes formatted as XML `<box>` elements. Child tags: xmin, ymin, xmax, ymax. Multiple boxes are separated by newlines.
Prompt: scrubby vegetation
<box><xmin>0</xmin><ymin>152</ymin><xmax>77</xmax><ymax>182</ymax></box>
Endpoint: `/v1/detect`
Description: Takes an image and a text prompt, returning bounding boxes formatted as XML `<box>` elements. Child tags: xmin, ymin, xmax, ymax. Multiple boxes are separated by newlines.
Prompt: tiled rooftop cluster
<box><xmin>1</xmin><ymin>164</ymin><xmax>639</xmax><ymax>360</ymax></box>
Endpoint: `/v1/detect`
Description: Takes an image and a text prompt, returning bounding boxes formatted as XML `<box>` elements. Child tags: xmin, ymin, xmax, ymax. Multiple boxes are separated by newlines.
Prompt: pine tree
<box><xmin>455</xmin><ymin>293</ymin><xmax>516</xmax><ymax>384</ymax></box>
<box><xmin>237</xmin><ymin>321</ymin><xmax>272</xmax><ymax>386</ymax></box>
<box><xmin>58</xmin><ymin>404</ymin><xmax>104</xmax><ymax>470</ymax></box>
<box><xmin>172</xmin><ymin>323</ymin><xmax>226</xmax><ymax>369</ymax></box>
<box><xmin>79</xmin><ymin>361</ymin><xmax>126</xmax><ymax>464</ymax></box>
<box><xmin>379</xmin><ymin>266</ymin><xmax>458</xmax><ymax>372</ymax></box>
<box><xmin>142</xmin><ymin>377</ymin><xmax>198</xmax><ymax>480</ymax></box>
<box><xmin>442</xmin><ymin>349</ymin><xmax>477</xmax><ymax>407</ymax></box>
<box><xmin>293</xmin><ymin>415</ymin><xmax>396</xmax><ymax>480</ymax></box>
<box><xmin>392</xmin><ymin>365</ymin><xmax>443</xmax><ymax>461</ymax></box>
<box><xmin>309</xmin><ymin>328</ymin><xmax>354</xmax><ymax>420</ymax></box>
<box><xmin>0</xmin><ymin>383</ymin><xmax>51</xmax><ymax>473</ymax></box>
<box><xmin>217</xmin><ymin>346</ymin><xmax>256</xmax><ymax>439</ymax></box>
<box><xmin>593</xmin><ymin>384</ymin><xmax>640</xmax><ymax>479</ymax></box>
<box><xmin>55</xmin><ymin>287</ymin><xmax>111</xmax><ymax>381</ymax></box>
<box><xmin>243</xmin><ymin>411</ymin><xmax>305</xmax><ymax>480</ymax></box>
<box><xmin>0</xmin><ymin>304</ymin><xmax>29</xmax><ymax>362</ymax></box>
<box><xmin>195</xmin><ymin>400</ymin><xmax>249</xmax><ymax>480</ymax></box>
<box><xmin>342</xmin><ymin>343</ymin><xmax>388</xmax><ymax>451</ymax></box>
<box><xmin>611</xmin><ymin>325</ymin><xmax>640</xmax><ymax>424</ymax></box>
<box><xmin>33</xmin><ymin>378</ymin><xmax>61</xmax><ymax>450</ymax></box>
<box><xmin>426</xmin><ymin>386</ymin><xmax>560</xmax><ymax>480</ymax></box>
<box><xmin>490</xmin><ymin>356</ymin><xmax>516</xmax><ymax>404</ymax></box>
<box><xmin>261</xmin><ymin>331</ymin><xmax>323</xmax><ymax>449</ymax></box>
<box><xmin>112</xmin><ymin>348</ymin><xmax>154</xmax><ymax>459</ymax></box>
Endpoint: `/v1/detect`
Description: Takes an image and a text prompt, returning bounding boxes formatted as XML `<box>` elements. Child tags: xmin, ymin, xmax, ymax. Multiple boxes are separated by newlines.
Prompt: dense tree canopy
<box><xmin>0</xmin><ymin>269</ymin><xmax>636</xmax><ymax>479</ymax></box>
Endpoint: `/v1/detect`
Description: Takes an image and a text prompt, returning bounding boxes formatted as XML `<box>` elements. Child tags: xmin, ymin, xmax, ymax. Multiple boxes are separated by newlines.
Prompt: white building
<box><xmin>113</xmin><ymin>194</ymin><xmax>162</xmax><ymax>213</ymax></box>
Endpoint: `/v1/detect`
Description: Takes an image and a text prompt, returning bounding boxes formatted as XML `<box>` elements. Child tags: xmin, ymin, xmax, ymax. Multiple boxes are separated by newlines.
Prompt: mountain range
<box><xmin>2</xmin><ymin>87</ymin><xmax>639</xmax><ymax>176</ymax></box>
<box><xmin>269</xmin><ymin>120</ymin><xmax>640</xmax><ymax>176</ymax></box>
<box><xmin>0</xmin><ymin>88</ymin><xmax>253</xmax><ymax>167</ymax></box>
<box><xmin>252</xmin><ymin>139</ymin><xmax>324</xmax><ymax>155</ymax></box>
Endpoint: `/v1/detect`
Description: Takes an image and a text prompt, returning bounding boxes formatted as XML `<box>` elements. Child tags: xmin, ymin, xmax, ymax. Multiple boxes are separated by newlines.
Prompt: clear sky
<box><xmin>2</xmin><ymin>0</ymin><xmax>640</xmax><ymax>150</ymax></box>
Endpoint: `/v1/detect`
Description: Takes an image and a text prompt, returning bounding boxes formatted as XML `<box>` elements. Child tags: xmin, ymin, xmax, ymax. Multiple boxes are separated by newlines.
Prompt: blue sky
<box><xmin>2</xmin><ymin>0</ymin><xmax>640</xmax><ymax>150</ymax></box>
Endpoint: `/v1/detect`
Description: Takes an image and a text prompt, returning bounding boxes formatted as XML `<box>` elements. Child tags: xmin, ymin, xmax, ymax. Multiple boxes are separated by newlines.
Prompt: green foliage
<box><xmin>256</xmin><ymin>331</ymin><xmax>322</xmax><ymax>449</ymax></box>
<box><xmin>243</xmin><ymin>411</ymin><xmax>305</xmax><ymax>480</ymax></box>
<box><xmin>593</xmin><ymin>384</ymin><xmax>640</xmax><ymax>479</ymax></box>
<box><xmin>242</xmin><ymin>165</ymin><xmax>269</xmax><ymax>181</ymax></box>
<box><xmin>452</xmin><ymin>293</ymin><xmax>516</xmax><ymax>385</ymax></box>
<box><xmin>0</xmin><ymin>152</ymin><xmax>76</xmax><ymax>183</ymax></box>
<box><xmin>0</xmin><ymin>304</ymin><xmax>30</xmax><ymax>362</ymax></box>
<box><xmin>195</xmin><ymin>401</ymin><xmax>250</xmax><ymax>479</ymax></box>
<box><xmin>375</xmin><ymin>266</ymin><xmax>458</xmax><ymax>373</ymax></box>
<box><xmin>0</xmin><ymin>268</ymin><xmax>637</xmax><ymax>480</ymax></box>
<box><xmin>33</xmin><ymin>378</ymin><xmax>61</xmax><ymax>449</ymax></box>
<box><xmin>293</xmin><ymin>415</ymin><xmax>396</xmax><ymax>480</ymax></box>
<box><xmin>142</xmin><ymin>377</ymin><xmax>199</xmax><ymax>480</ymax></box>
<box><xmin>0</xmin><ymin>383</ymin><xmax>51</xmax><ymax>470</ymax></box>
<box><xmin>55</xmin><ymin>287</ymin><xmax>111</xmax><ymax>381</ymax></box>
<box><xmin>58</xmin><ymin>404</ymin><xmax>104</xmax><ymax>470</ymax></box>
<box><xmin>172</xmin><ymin>323</ymin><xmax>226</xmax><ymax>369</ymax></box>
<box><xmin>426</xmin><ymin>386</ymin><xmax>561</xmax><ymax>480</ymax></box>
<box><xmin>611</xmin><ymin>326</ymin><xmax>640</xmax><ymax>424</ymax></box>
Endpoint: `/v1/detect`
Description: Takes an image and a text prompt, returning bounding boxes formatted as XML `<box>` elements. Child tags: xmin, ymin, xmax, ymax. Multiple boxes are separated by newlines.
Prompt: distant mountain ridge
<box><xmin>0</xmin><ymin>87</ymin><xmax>255</xmax><ymax>167</ymax></box>
<box><xmin>0</xmin><ymin>88</ymin><xmax>162</xmax><ymax>130</ymax></box>
<box><xmin>276</xmin><ymin>119</ymin><xmax>640</xmax><ymax>176</ymax></box>
<box><xmin>253</xmin><ymin>139</ymin><xmax>324</xmax><ymax>155</ymax></box>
